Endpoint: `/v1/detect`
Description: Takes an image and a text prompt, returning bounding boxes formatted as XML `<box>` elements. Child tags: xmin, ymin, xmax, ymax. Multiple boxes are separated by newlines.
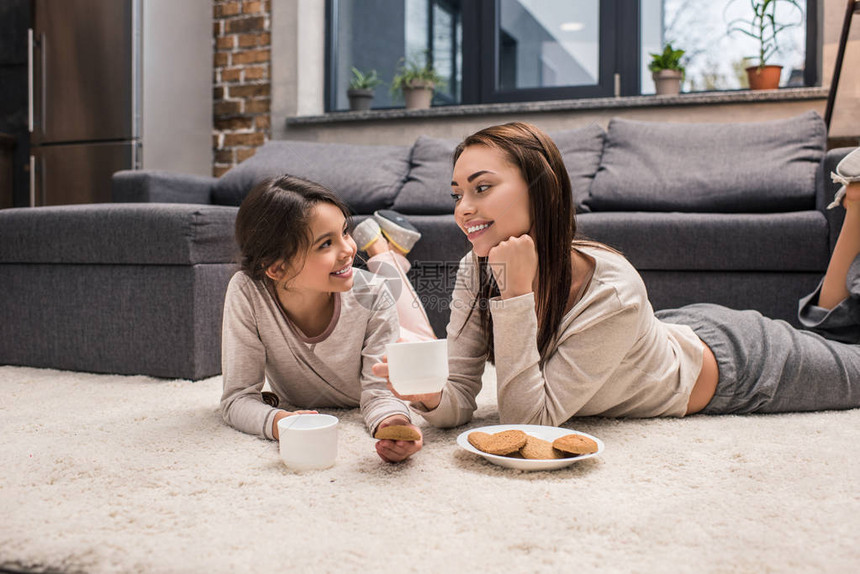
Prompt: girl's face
<box><xmin>277</xmin><ymin>202</ymin><xmax>357</xmax><ymax>294</ymax></box>
<box><xmin>451</xmin><ymin>144</ymin><xmax>532</xmax><ymax>257</ymax></box>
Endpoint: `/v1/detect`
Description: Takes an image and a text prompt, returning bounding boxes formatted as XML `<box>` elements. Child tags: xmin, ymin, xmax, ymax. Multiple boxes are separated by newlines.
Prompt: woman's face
<box><xmin>280</xmin><ymin>202</ymin><xmax>357</xmax><ymax>294</ymax></box>
<box><xmin>451</xmin><ymin>144</ymin><xmax>532</xmax><ymax>257</ymax></box>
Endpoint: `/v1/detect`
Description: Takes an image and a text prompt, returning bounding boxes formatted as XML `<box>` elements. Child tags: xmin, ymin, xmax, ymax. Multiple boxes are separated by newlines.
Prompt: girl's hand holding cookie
<box><xmin>372</xmin><ymin>359</ymin><xmax>443</xmax><ymax>410</ymax></box>
<box><xmin>374</xmin><ymin>415</ymin><xmax>423</xmax><ymax>463</ymax></box>
<box><xmin>487</xmin><ymin>234</ymin><xmax>538</xmax><ymax>299</ymax></box>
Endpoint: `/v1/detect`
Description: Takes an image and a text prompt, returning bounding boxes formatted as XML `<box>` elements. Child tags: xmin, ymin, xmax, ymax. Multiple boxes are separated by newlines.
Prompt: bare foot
<box><xmin>819</xmin><ymin>182</ymin><xmax>860</xmax><ymax>309</ymax></box>
<box><xmin>846</xmin><ymin>182</ymin><xmax>860</xmax><ymax>205</ymax></box>
<box><xmin>388</xmin><ymin>242</ymin><xmax>410</xmax><ymax>256</ymax></box>
<box><xmin>365</xmin><ymin>237</ymin><xmax>391</xmax><ymax>257</ymax></box>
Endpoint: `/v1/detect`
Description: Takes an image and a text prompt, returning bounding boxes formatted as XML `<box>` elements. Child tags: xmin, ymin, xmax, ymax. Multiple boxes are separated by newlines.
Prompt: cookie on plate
<box><xmin>467</xmin><ymin>432</ymin><xmax>493</xmax><ymax>452</ymax></box>
<box><xmin>374</xmin><ymin>425</ymin><xmax>421</xmax><ymax>441</ymax></box>
<box><xmin>468</xmin><ymin>430</ymin><xmax>528</xmax><ymax>456</ymax></box>
<box><xmin>519</xmin><ymin>435</ymin><xmax>565</xmax><ymax>460</ymax></box>
<box><xmin>552</xmin><ymin>433</ymin><xmax>598</xmax><ymax>456</ymax></box>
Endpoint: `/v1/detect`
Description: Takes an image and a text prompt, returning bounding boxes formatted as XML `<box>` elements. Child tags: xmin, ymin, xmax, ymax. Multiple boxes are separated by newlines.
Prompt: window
<box><xmin>327</xmin><ymin>0</ymin><xmax>463</xmax><ymax>110</ymax></box>
<box><xmin>326</xmin><ymin>0</ymin><xmax>819</xmax><ymax>111</ymax></box>
<box><xmin>497</xmin><ymin>1</ymin><xmax>600</xmax><ymax>90</ymax></box>
<box><xmin>640</xmin><ymin>0</ymin><xmax>814</xmax><ymax>94</ymax></box>
<box><xmin>485</xmin><ymin>0</ymin><xmax>613</xmax><ymax>102</ymax></box>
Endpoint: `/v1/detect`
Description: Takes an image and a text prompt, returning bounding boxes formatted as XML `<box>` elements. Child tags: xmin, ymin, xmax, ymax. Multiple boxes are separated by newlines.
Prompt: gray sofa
<box><xmin>0</xmin><ymin>111</ymin><xmax>851</xmax><ymax>380</ymax></box>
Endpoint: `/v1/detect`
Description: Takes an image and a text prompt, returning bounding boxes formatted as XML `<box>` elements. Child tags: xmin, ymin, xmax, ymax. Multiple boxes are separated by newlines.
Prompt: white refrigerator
<box><xmin>28</xmin><ymin>0</ymin><xmax>212</xmax><ymax>206</ymax></box>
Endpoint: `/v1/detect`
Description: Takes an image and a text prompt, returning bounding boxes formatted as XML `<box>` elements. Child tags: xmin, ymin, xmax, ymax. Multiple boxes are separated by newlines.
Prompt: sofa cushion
<box><xmin>0</xmin><ymin>204</ymin><xmax>239</xmax><ymax>265</ymax></box>
<box><xmin>553</xmin><ymin>122</ymin><xmax>606</xmax><ymax>212</ymax></box>
<box><xmin>392</xmin><ymin>123</ymin><xmax>605</xmax><ymax>215</ymax></box>
<box><xmin>212</xmin><ymin>140</ymin><xmax>411</xmax><ymax>213</ymax></box>
<box><xmin>575</xmin><ymin>210</ymin><xmax>830</xmax><ymax>272</ymax></box>
<box><xmin>391</xmin><ymin>135</ymin><xmax>458</xmax><ymax>215</ymax></box>
<box><xmin>584</xmin><ymin>111</ymin><xmax>826</xmax><ymax>213</ymax></box>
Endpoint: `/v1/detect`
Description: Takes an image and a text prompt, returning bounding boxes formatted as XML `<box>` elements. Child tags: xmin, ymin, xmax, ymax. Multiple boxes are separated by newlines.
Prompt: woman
<box><xmin>373</xmin><ymin>122</ymin><xmax>860</xmax><ymax>428</ymax></box>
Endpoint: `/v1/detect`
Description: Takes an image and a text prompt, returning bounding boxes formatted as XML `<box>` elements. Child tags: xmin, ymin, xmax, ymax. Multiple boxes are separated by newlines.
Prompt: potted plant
<box><xmin>726</xmin><ymin>0</ymin><xmax>804</xmax><ymax>90</ymax></box>
<box><xmin>390</xmin><ymin>55</ymin><xmax>445</xmax><ymax>110</ymax></box>
<box><xmin>346</xmin><ymin>67</ymin><xmax>382</xmax><ymax>112</ymax></box>
<box><xmin>648</xmin><ymin>43</ymin><xmax>686</xmax><ymax>96</ymax></box>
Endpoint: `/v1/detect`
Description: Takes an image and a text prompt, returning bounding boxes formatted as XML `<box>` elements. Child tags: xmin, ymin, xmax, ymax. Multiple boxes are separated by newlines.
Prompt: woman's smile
<box><xmin>464</xmin><ymin>220</ymin><xmax>494</xmax><ymax>239</ymax></box>
<box><xmin>451</xmin><ymin>145</ymin><xmax>532</xmax><ymax>257</ymax></box>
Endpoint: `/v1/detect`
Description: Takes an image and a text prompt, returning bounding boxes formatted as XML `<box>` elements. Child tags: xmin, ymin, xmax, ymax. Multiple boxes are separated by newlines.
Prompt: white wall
<box><xmin>141</xmin><ymin>0</ymin><xmax>212</xmax><ymax>175</ymax></box>
<box><xmin>271</xmin><ymin>0</ymin><xmax>325</xmax><ymax>140</ymax></box>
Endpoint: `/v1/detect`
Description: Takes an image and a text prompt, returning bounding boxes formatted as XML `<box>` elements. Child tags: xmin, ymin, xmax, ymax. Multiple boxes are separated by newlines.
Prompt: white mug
<box><xmin>277</xmin><ymin>413</ymin><xmax>338</xmax><ymax>471</ymax></box>
<box><xmin>385</xmin><ymin>339</ymin><xmax>448</xmax><ymax>395</ymax></box>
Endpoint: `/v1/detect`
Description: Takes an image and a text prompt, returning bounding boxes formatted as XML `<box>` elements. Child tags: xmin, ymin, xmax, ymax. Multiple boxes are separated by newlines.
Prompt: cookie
<box><xmin>467</xmin><ymin>432</ymin><xmax>493</xmax><ymax>451</ymax></box>
<box><xmin>374</xmin><ymin>425</ymin><xmax>421</xmax><ymax>441</ymax></box>
<box><xmin>468</xmin><ymin>429</ymin><xmax>528</xmax><ymax>456</ymax></box>
<box><xmin>519</xmin><ymin>435</ymin><xmax>565</xmax><ymax>460</ymax></box>
<box><xmin>552</xmin><ymin>433</ymin><xmax>598</xmax><ymax>456</ymax></box>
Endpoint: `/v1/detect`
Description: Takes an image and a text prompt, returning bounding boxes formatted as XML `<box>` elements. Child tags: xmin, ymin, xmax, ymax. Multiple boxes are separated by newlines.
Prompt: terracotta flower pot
<box><xmin>402</xmin><ymin>81</ymin><xmax>434</xmax><ymax>110</ymax></box>
<box><xmin>746</xmin><ymin>65</ymin><xmax>782</xmax><ymax>90</ymax></box>
<box><xmin>347</xmin><ymin>88</ymin><xmax>374</xmax><ymax>111</ymax></box>
<box><xmin>652</xmin><ymin>70</ymin><xmax>683</xmax><ymax>96</ymax></box>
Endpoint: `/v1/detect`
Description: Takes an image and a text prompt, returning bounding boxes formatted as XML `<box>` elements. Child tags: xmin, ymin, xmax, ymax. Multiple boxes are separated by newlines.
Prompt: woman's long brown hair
<box><xmin>453</xmin><ymin>122</ymin><xmax>575</xmax><ymax>364</ymax></box>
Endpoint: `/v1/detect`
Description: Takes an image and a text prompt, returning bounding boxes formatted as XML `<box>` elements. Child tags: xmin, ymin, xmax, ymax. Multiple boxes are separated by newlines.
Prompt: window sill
<box><xmin>287</xmin><ymin>87</ymin><xmax>828</xmax><ymax>126</ymax></box>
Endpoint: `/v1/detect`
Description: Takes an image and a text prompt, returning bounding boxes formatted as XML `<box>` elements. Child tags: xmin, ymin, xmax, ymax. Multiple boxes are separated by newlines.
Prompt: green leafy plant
<box><xmin>726</xmin><ymin>0</ymin><xmax>804</xmax><ymax>68</ymax></box>
<box><xmin>348</xmin><ymin>67</ymin><xmax>382</xmax><ymax>91</ymax></box>
<box><xmin>390</xmin><ymin>54</ymin><xmax>445</xmax><ymax>98</ymax></box>
<box><xmin>648</xmin><ymin>43</ymin><xmax>686</xmax><ymax>74</ymax></box>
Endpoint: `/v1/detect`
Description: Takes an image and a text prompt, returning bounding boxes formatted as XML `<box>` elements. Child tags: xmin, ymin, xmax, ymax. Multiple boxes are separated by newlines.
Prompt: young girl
<box><xmin>374</xmin><ymin>122</ymin><xmax>860</xmax><ymax>427</ymax></box>
<box><xmin>220</xmin><ymin>175</ymin><xmax>434</xmax><ymax>462</ymax></box>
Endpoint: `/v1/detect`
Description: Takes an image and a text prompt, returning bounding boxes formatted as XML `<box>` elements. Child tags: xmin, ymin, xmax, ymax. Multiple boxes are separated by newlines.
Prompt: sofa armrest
<box><xmin>0</xmin><ymin>203</ymin><xmax>238</xmax><ymax>265</ymax></box>
<box><xmin>112</xmin><ymin>170</ymin><xmax>217</xmax><ymax>204</ymax></box>
<box><xmin>822</xmin><ymin>148</ymin><xmax>854</xmax><ymax>251</ymax></box>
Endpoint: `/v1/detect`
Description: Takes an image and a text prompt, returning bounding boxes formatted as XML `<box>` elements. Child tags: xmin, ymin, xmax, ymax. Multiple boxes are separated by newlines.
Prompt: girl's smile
<box><xmin>271</xmin><ymin>202</ymin><xmax>357</xmax><ymax>296</ymax></box>
<box><xmin>303</xmin><ymin>203</ymin><xmax>357</xmax><ymax>290</ymax></box>
<box><xmin>331</xmin><ymin>263</ymin><xmax>354</xmax><ymax>279</ymax></box>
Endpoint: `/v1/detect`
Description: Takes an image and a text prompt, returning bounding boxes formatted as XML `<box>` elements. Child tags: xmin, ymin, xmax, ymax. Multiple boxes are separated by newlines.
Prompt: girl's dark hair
<box><xmin>453</xmin><ymin>122</ymin><xmax>575</xmax><ymax>364</ymax></box>
<box><xmin>235</xmin><ymin>174</ymin><xmax>352</xmax><ymax>282</ymax></box>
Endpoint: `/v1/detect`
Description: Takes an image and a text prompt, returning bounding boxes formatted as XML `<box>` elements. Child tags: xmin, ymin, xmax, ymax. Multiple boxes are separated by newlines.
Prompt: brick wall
<box><xmin>212</xmin><ymin>0</ymin><xmax>271</xmax><ymax>177</ymax></box>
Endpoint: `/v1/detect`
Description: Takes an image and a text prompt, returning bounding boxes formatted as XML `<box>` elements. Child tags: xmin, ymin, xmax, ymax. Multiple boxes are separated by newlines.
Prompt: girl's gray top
<box><xmin>220</xmin><ymin>270</ymin><xmax>411</xmax><ymax>440</ymax></box>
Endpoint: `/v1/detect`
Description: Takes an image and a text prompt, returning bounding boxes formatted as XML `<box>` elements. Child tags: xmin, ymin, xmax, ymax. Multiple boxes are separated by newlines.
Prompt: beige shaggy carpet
<box><xmin>1</xmin><ymin>364</ymin><xmax>859</xmax><ymax>574</ymax></box>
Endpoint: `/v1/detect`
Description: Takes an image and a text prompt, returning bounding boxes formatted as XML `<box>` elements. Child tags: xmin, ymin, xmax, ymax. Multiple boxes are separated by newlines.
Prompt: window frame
<box><xmin>325</xmin><ymin>0</ymin><xmax>821</xmax><ymax>112</ymax></box>
<box><xmin>466</xmin><ymin>0</ymin><xmax>632</xmax><ymax>104</ymax></box>
<box><xmin>428</xmin><ymin>0</ymin><xmax>462</xmax><ymax>105</ymax></box>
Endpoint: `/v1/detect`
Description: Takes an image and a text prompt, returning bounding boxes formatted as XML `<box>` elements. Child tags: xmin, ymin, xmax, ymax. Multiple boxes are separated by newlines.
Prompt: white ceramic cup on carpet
<box><xmin>277</xmin><ymin>413</ymin><xmax>338</xmax><ymax>471</ymax></box>
<box><xmin>386</xmin><ymin>339</ymin><xmax>448</xmax><ymax>395</ymax></box>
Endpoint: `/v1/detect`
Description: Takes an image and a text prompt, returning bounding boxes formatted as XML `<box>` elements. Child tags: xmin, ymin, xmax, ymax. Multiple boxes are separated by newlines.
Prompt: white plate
<box><xmin>456</xmin><ymin>424</ymin><xmax>604</xmax><ymax>471</ymax></box>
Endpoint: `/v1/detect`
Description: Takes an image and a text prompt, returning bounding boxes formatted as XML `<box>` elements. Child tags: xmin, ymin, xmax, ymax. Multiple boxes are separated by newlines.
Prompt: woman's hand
<box><xmin>372</xmin><ymin>360</ymin><xmax>443</xmax><ymax>410</ymax></box>
<box><xmin>374</xmin><ymin>415</ymin><xmax>423</xmax><ymax>463</ymax></box>
<box><xmin>487</xmin><ymin>234</ymin><xmax>538</xmax><ymax>299</ymax></box>
<box><xmin>271</xmin><ymin>409</ymin><xmax>319</xmax><ymax>440</ymax></box>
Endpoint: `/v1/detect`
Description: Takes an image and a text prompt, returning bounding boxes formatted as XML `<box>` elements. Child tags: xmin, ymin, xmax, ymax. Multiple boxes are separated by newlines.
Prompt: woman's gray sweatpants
<box><xmin>655</xmin><ymin>256</ymin><xmax>860</xmax><ymax>415</ymax></box>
